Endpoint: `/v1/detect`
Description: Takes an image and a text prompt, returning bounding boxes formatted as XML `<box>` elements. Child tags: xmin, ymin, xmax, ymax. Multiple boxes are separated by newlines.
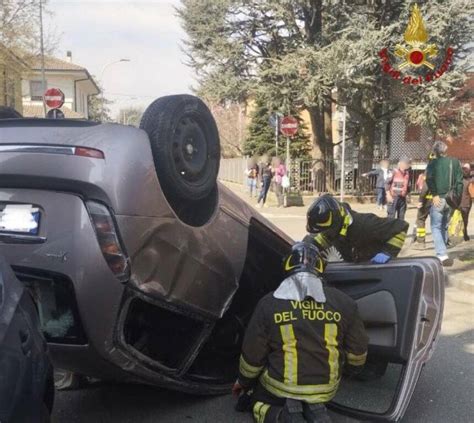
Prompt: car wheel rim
<box><xmin>172</xmin><ymin>117</ymin><xmax>209</xmax><ymax>182</ymax></box>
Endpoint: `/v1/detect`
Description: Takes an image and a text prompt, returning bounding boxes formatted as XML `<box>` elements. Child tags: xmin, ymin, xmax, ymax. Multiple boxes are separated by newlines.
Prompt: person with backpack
<box><xmin>232</xmin><ymin>242</ymin><xmax>368</xmax><ymax>423</ymax></box>
<box><xmin>426</xmin><ymin>141</ymin><xmax>463</xmax><ymax>266</ymax></box>
<box><xmin>385</xmin><ymin>157</ymin><xmax>411</xmax><ymax>220</ymax></box>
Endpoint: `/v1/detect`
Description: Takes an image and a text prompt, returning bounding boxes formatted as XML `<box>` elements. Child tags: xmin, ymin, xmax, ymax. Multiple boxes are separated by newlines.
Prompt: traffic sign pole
<box><xmin>275</xmin><ymin>115</ymin><xmax>279</xmax><ymax>155</ymax></box>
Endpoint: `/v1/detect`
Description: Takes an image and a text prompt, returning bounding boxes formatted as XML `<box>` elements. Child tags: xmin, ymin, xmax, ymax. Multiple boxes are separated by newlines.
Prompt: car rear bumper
<box><xmin>0</xmin><ymin>189</ymin><xmax>232</xmax><ymax>392</ymax></box>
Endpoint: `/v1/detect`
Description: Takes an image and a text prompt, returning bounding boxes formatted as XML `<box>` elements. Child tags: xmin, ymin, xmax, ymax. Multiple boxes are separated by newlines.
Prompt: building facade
<box><xmin>22</xmin><ymin>53</ymin><xmax>99</xmax><ymax>119</ymax></box>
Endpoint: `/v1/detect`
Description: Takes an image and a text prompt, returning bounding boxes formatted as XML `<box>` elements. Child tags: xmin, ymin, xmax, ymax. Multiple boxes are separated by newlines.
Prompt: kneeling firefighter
<box><xmin>233</xmin><ymin>242</ymin><xmax>368</xmax><ymax>423</ymax></box>
<box><xmin>306</xmin><ymin>194</ymin><xmax>409</xmax><ymax>264</ymax></box>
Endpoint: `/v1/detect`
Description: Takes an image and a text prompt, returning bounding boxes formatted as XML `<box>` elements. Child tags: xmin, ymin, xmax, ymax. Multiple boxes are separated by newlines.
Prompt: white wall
<box><xmin>22</xmin><ymin>72</ymin><xmax>97</xmax><ymax>118</ymax></box>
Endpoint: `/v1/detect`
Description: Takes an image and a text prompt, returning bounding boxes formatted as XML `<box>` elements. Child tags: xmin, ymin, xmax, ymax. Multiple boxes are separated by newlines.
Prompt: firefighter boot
<box><xmin>303</xmin><ymin>403</ymin><xmax>332</xmax><ymax>423</ymax></box>
<box><xmin>280</xmin><ymin>399</ymin><xmax>306</xmax><ymax>423</ymax></box>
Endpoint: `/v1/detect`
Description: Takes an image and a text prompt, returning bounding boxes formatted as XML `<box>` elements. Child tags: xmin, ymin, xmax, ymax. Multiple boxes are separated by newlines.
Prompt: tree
<box><xmin>243</xmin><ymin>97</ymin><xmax>311</xmax><ymax>159</ymax></box>
<box><xmin>0</xmin><ymin>0</ymin><xmax>57</xmax><ymax>60</ymax></box>
<box><xmin>88</xmin><ymin>93</ymin><xmax>113</xmax><ymax>123</ymax></box>
<box><xmin>178</xmin><ymin>0</ymin><xmax>332</xmax><ymax>167</ymax></box>
<box><xmin>179</xmin><ymin>0</ymin><xmax>473</xmax><ymax>177</ymax></box>
<box><xmin>208</xmin><ymin>102</ymin><xmax>245</xmax><ymax>158</ymax></box>
<box><xmin>116</xmin><ymin>106</ymin><xmax>144</xmax><ymax>127</ymax></box>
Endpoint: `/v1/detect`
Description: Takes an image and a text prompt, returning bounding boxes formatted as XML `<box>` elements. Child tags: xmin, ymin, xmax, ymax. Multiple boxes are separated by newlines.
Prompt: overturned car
<box><xmin>0</xmin><ymin>95</ymin><xmax>444</xmax><ymax>421</ymax></box>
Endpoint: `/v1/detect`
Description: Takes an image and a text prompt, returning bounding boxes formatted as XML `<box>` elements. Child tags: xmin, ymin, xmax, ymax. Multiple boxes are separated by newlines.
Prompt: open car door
<box><xmin>324</xmin><ymin>257</ymin><xmax>445</xmax><ymax>422</ymax></box>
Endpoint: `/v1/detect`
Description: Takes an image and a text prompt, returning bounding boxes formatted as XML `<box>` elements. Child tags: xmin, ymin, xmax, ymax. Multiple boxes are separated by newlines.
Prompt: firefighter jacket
<box><xmin>238</xmin><ymin>289</ymin><xmax>368</xmax><ymax>404</ymax></box>
<box><xmin>308</xmin><ymin>205</ymin><xmax>409</xmax><ymax>262</ymax></box>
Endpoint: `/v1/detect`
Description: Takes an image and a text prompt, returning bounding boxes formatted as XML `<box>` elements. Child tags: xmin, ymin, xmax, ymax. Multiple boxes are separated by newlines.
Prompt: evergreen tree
<box><xmin>243</xmin><ymin>98</ymin><xmax>311</xmax><ymax>159</ymax></box>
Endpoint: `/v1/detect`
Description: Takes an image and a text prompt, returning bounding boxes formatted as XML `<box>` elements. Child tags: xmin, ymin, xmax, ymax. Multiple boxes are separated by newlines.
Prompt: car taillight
<box><xmin>86</xmin><ymin>201</ymin><xmax>130</xmax><ymax>282</ymax></box>
<box><xmin>74</xmin><ymin>147</ymin><xmax>105</xmax><ymax>159</ymax></box>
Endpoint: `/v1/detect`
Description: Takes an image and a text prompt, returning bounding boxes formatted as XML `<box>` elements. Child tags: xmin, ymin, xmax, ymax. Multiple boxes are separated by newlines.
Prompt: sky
<box><xmin>47</xmin><ymin>0</ymin><xmax>195</xmax><ymax>117</ymax></box>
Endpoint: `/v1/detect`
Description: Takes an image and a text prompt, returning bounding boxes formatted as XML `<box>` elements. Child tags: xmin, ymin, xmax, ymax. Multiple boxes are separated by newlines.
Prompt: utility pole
<box><xmin>340</xmin><ymin>106</ymin><xmax>347</xmax><ymax>202</ymax></box>
<box><xmin>39</xmin><ymin>0</ymin><xmax>47</xmax><ymax>117</ymax></box>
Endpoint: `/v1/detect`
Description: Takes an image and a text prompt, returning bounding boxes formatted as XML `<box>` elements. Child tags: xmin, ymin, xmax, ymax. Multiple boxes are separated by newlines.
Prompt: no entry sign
<box><xmin>280</xmin><ymin>115</ymin><xmax>298</xmax><ymax>137</ymax></box>
<box><xmin>44</xmin><ymin>88</ymin><xmax>65</xmax><ymax>109</ymax></box>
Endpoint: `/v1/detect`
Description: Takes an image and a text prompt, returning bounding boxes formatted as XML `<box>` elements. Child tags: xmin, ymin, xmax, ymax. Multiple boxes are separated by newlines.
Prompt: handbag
<box><xmin>281</xmin><ymin>175</ymin><xmax>290</xmax><ymax>189</ymax></box>
<box><xmin>445</xmin><ymin>159</ymin><xmax>461</xmax><ymax>209</ymax></box>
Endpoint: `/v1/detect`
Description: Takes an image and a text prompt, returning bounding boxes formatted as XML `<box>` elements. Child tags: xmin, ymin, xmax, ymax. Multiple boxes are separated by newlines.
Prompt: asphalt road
<box><xmin>52</xmin><ymin>200</ymin><xmax>474</xmax><ymax>423</ymax></box>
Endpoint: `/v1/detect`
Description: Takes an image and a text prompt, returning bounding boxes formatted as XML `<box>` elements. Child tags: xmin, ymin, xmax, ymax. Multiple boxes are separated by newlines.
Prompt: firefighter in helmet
<box><xmin>306</xmin><ymin>194</ymin><xmax>409</xmax><ymax>264</ymax></box>
<box><xmin>413</xmin><ymin>153</ymin><xmax>436</xmax><ymax>244</ymax></box>
<box><xmin>233</xmin><ymin>242</ymin><xmax>368</xmax><ymax>423</ymax></box>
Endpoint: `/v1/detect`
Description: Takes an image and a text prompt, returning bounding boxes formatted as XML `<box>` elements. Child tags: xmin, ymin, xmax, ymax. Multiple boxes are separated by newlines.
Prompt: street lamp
<box><xmin>99</xmin><ymin>59</ymin><xmax>130</xmax><ymax>121</ymax></box>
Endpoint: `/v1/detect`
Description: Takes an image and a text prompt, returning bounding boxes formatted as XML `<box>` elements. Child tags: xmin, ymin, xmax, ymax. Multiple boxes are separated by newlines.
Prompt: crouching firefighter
<box><xmin>306</xmin><ymin>194</ymin><xmax>409</xmax><ymax>264</ymax></box>
<box><xmin>232</xmin><ymin>242</ymin><xmax>368</xmax><ymax>422</ymax></box>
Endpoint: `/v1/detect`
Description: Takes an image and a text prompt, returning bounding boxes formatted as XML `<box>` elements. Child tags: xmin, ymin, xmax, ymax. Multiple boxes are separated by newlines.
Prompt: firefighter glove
<box><xmin>371</xmin><ymin>252</ymin><xmax>391</xmax><ymax>264</ymax></box>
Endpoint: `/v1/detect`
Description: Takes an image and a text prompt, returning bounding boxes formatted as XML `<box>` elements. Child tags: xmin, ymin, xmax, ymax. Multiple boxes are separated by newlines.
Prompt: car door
<box><xmin>323</xmin><ymin>257</ymin><xmax>445</xmax><ymax>422</ymax></box>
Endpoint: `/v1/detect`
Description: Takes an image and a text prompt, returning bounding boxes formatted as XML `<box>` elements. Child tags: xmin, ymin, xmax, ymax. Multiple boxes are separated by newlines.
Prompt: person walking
<box><xmin>460</xmin><ymin>163</ymin><xmax>473</xmax><ymax>241</ymax></box>
<box><xmin>233</xmin><ymin>242</ymin><xmax>368</xmax><ymax>423</ymax></box>
<box><xmin>426</xmin><ymin>141</ymin><xmax>463</xmax><ymax>266</ymax></box>
<box><xmin>362</xmin><ymin>159</ymin><xmax>391</xmax><ymax>210</ymax></box>
<box><xmin>257</xmin><ymin>162</ymin><xmax>273</xmax><ymax>208</ymax></box>
<box><xmin>273</xmin><ymin>159</ymin><xmax>287</xmax><ymax>208</ymax></box>
<box><xmin>385</xmin><ymin>157</ymin><xmax>411</xmax><ymax>220</ymax></box>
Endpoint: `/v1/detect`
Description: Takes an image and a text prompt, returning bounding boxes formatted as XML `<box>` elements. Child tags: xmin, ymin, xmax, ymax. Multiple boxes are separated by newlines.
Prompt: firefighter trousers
<box><xmin>415</xmin><ymin>200</ymin><xmax>432</xmax><ymax>241</ymax></box>
<box><xmin>251</xmin><ymin>384</ymin><xmax>332</xmax><ymax>423</ymax></box>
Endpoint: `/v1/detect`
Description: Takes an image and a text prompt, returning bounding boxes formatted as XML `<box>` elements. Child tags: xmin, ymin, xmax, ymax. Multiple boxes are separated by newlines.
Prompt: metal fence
<box><xmin>219</xmin><ymin>157</ymin><xmax>426</xmax><ymax>195</ymax></box>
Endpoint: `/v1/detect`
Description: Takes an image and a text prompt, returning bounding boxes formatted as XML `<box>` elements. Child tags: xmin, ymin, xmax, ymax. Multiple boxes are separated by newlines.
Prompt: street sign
<box><xmin>44</xmin><ymin>88</ymin><xmax>65</xmax><ymax>109</ymax></box>
<box><xmin>46</xmin><ymin>108</ymin><xmax>65</xmax><ymax>119</ymax></box>
<box><xmin>280</xmin><ymin>115</ymin><xmax>298</xmax><ymax>137</ymax></box>
<box><xmin>268</xmin><ymin>112</ymin><xmax>282</xmax><ymax>128</ymax></box>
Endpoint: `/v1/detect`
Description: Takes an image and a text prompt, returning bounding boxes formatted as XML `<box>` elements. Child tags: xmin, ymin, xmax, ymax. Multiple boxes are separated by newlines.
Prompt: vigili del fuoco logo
<box><xmin>379</xmin><ymin>4</ymin><xmax>453</xmax><ymax>85</ymax></box>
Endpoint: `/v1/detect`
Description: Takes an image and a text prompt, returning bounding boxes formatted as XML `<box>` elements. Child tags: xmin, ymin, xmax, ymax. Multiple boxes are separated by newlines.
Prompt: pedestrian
<box><xmin>385</xmin><ymin>157</ymin><xmax>411</xmax><ymax>220</ymax></box>
<box><xmin>233</xmin><ymin>242</ymin><xmax>368</xmax><ymax>423</ymax></box>
<box><xmin>245</xmin><ymin>163</ymin><xmax>259</xmax><ymax>198</ymax></box>
<box><xmin>305</xmin><ymin>194</ymin><xmax>409</xmax><ymax>264</ymax></box>
<box><xmin>257</xmin><ymin>162</ymin><xmax>273</xmax><ymax>208</ymax></box>
<box><xmin>426</xmin><ymin>141</ymin><xmax>463</xmax><ymax>266</ymax></box>
<box><xmin>273</xmin><ymin>158</ymin><xmax>287</xmax><ymax>208</ymax></box>
<box><xmin>362</xmin><ymin>159</ymin><xmax>391</xmax><ymax>210</ymax></box>
<box><xmin>460</xmin><ymin>163</ymin><xmax>473</xmax><ymax>241</ymax></box>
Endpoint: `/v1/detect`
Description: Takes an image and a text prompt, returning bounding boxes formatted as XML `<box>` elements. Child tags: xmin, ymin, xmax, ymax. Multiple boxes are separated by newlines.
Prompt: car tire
<box><xmin>140</xmin><ymin>95</ymin><xmax>220</xmax><ymax>201</ymax></box>
<box><xmin>54</xmin><ymin>369</ymin><xmax>86</xmax><ymax>391</ymax></box>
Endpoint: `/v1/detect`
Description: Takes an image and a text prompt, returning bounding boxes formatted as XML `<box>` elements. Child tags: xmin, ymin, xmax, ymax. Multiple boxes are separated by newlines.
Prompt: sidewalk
<box><xmin>222</xmin><ymin>181</ymin><xmax>474</xmax><ymax>293</ymax></box>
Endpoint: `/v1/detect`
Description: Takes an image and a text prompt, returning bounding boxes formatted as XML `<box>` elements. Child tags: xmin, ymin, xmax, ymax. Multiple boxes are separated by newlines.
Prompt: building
<box><xmin>0</xmin><ymin>44</ymin><xmax>29</xmax><ymax>114</ymax></box>
<box><xmin>22</xmin><ymin>52</ymin><xmax>100</xmax><ymax>119</ymax></box>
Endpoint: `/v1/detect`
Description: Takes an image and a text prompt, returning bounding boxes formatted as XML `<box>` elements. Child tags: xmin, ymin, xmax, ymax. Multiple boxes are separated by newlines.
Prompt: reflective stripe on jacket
<box><xmin>309</xmin><ymin>207</ymin><xmax>409</xmax><ymax>262</ymax></box>
<box><xmin>238</xmin><ymin>291</ymin><xmax>368</xmax><ymax>403</ymax></box>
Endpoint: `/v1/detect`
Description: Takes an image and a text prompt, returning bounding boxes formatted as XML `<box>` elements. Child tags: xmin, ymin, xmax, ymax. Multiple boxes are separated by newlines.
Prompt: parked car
<box><xmin>0</xmin><ymin>95</ymin><xmax>444</xmax><ymax>421</ymax></box>
<box><xmin>0</xmin><ymin>255</ymin><xmax>54</xmax><ymax>422</ymax></box>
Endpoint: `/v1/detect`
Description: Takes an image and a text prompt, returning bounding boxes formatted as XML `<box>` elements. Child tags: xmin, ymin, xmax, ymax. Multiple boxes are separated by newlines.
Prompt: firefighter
<box><xmin>413</xmin><ymin>154</ymin><xmax>436</xmax><ymax>244</ymax></box>
<box><xmin>305</xmin><ymin>194</ymin><xmax>409</xmax><ymax>264</ymax></box>
<box><xmin>232</xmin><ymin>242</ymin><xmax>368</xmax><ymax>423</ymax></box>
